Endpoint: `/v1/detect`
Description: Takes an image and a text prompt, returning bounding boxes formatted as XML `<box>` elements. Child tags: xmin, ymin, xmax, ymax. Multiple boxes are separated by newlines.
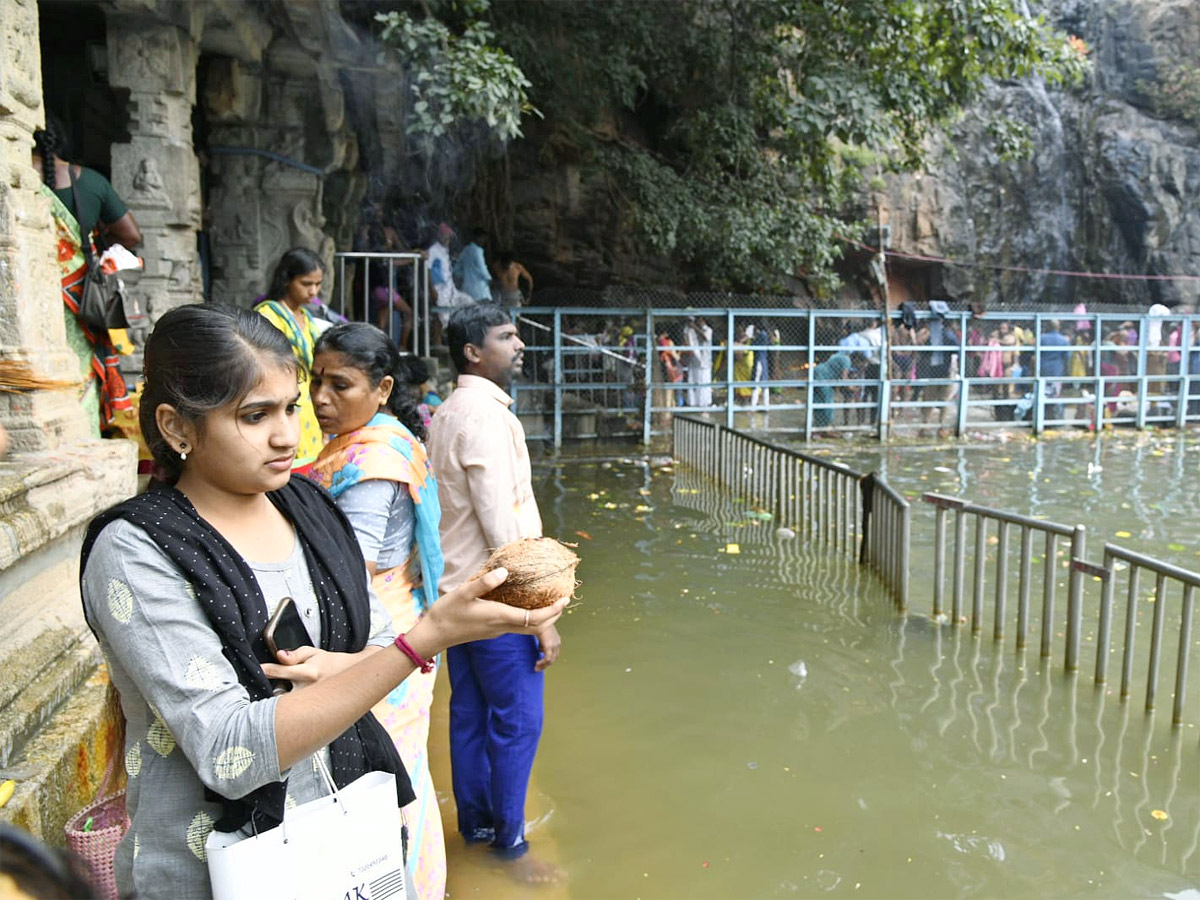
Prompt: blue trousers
<box><xmin>447</xmin><ymin>633</ymin><xmax>544</xmax><ymax>857</ymax></box>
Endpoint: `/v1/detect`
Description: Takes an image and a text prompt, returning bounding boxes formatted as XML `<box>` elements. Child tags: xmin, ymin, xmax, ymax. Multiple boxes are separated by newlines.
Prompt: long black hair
<box><xmin>266</xmin><ymin>247</ymin><xmax>325</xmax><ymax>303</ymax></box>
<box><xmin>313</xmin><ymin>323</ymin><xmax>426</xmax><ymax>441</ymax></box>
<box><xmin>32</xmin><ymin>113</ymin><xmax>70</xmax><ymax>189</ymax></box>
<box><xmin>140</xmin><ymin>305</ymin><xmax>297</xmax><ymax>482</ymax></box>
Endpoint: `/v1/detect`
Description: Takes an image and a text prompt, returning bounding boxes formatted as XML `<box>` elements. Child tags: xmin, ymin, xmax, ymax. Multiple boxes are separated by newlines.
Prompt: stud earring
<box><xmin>179</xmin><ymin>445</ymin><xmax>188</xmax><ymax>462</ymax></box>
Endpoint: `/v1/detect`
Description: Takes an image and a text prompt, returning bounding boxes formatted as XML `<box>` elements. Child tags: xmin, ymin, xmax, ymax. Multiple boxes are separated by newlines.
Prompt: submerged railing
<box><xmin>1085</xmin><ymin>545</ymin><xmax>1199</xmax><ymax>725</ymax></box>
<box><xmin>674</xmin><ymin>415</ymin><xmax>909</xmax><ymax>608</ymax></box>
<box><xmin>924</xmin><ymin>493</ymin><xmax>1088</xmax><ymax>658</ymax></box>
<box><xmin>673</xmin><ymin>414</ymin><xmax>1200</xmax><ymax>732</ymax></box>
<box><xmin>860</xmin><ymin>473</ymin><xmax>911</xmax><ymax>610</ymax></box>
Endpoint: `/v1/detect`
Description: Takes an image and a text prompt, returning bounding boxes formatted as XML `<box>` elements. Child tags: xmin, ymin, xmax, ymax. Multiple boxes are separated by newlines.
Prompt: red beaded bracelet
<box><xmin>394</xmin><ymin>632</ymin><xmax>435</xmax><ymax>674</ymax></box>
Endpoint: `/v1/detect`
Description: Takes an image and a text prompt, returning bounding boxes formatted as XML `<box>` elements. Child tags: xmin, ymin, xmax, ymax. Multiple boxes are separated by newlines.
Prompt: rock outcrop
<box><xmin>876</xmin><ymin>0</ymin><xmax>1200</xmax><ymax>311</ymax></box>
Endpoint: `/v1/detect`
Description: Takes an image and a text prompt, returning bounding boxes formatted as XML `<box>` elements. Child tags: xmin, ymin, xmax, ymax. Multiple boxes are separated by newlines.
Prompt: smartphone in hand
<box><xmin>263</xmin><ymin>596</ymin><xmax>310</xmax><ymax>657</ymax></box>
<box><xmin>263</xmin><ymin>597</ymin><xmax>311</xmax><ymax>695</ymax></box>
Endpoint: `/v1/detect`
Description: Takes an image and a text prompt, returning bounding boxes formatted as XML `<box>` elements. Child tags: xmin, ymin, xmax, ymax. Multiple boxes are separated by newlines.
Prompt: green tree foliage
<box><xmin>484</xmin><ymin>0</ymin><xmax>1087</xmax><ymax>290</ymax></box>
<box><xmin>376</xmin><ymin>0</ymin><xmax>537</xmax><ymax>146</ymax></box>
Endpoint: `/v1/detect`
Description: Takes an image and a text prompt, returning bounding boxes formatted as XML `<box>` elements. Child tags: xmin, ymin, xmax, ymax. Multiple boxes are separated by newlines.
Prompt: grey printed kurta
<box><xmin>82</xmin><ymin>519</ymin><xmax>393</xmax><ymax>899</ymax></box>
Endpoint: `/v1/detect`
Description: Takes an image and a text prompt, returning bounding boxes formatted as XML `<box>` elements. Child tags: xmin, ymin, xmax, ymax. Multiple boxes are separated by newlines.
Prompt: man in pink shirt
<box><xmin>427</xmin><ymin>303</ymin><xmax>563</xmax><ymax>882</ymax></box>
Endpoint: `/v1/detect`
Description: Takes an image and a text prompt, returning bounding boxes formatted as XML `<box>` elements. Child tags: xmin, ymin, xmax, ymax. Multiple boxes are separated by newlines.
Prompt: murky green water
<box><xmin>797</xmin><ymin>429</ymin><xmax>1200</xmax><ymax>566</ymax></box>
<box><xmin>517</xmin><ymin>434</ymin><xmax>1199</xmax><ymax>898</ymax></box>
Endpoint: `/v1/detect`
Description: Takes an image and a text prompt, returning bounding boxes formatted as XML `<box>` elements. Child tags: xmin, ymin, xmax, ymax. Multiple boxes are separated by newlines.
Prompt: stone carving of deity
<box><xmin>132</xmin><ymin>158</ymin><xmax>171</xmax><ymax>207</ymax></box>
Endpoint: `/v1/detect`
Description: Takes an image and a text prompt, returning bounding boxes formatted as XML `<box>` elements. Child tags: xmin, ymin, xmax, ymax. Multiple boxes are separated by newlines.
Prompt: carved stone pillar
<box><xmin>0</xmin><ymin>0</ymin><xmax>136</xmax><ymax>838</ymax></box>
<box><xmin>107</xmin><ymin>21</ymin><xmax>203</xmax><ymax>318</ymax></box>
<box><xmin>0</xmin><ymin>0</ymin><xmax>92</xmax><ymax>450</ymax></box>
<box><xmin>202</xmin><ymin>45</ymin><xmax>345</xmax><ymax>306</ymax></box>
<box><xmin>202</xmin><ymin>56</ymin><xmax>269</xmax><ymax>305</ymax></box>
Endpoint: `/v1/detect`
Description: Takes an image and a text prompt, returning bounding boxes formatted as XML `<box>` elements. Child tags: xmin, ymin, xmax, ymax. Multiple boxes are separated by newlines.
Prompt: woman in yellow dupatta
<box><xmin>732</xmin><ymin>324</ymin><xmax>756</xmax><ymax>402</ymax></box>
<box><xmin>255</xmin><ymin>247</ymin><xmax>326</xmax><ymax>472</ymax></box>
<box><xmin>308</xmin><ymin>323</ymin><xmax>447</xmax><ymax>900</ymax></box>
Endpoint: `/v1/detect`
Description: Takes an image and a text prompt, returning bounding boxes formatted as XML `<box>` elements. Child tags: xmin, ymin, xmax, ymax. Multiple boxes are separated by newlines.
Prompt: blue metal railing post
<box><xmin>1135</xmin><ymin>322</ymin><xmax>1148</xmax><ymax>429</ymax></box>
<box><xmin>1092</xmin><ymin>315</ymin><xmax>1103</xmax><ymax>431</ymax></box>
<box><xmin>1033</xmin><ymin>316</ymin><xmax>1044</xmax><ymax>434</ymax></box>
<box><xmin>804</xmin><ymin>309</ymin><xmax>815</xmax><ymax>441</ymax></box>
<box><xmin>878</xmin><ymin>310</ymin><xmax>891</xmax><ymax>441</ymax></box>
<box><xmin>725</xmin><ymin>309</ymin><xmax>736</xmax><ymax>431</ymax></box>
<box><xmin>643</xmin><ymin>310</ymin><xmax>654</xmax><ymax>445</ymax></box>
<box><xmin>1177</xmin><ymin>316</ymin><xmax>1193</xmax><ymax>428</ymax></box>
<box><xmin>553</xmin><ymin>309</ymin><xmax>563</xmax><ymax>450</ymax></box>
<box><xmin>955</xmin><ymin>318</ymin><xmax>968</xmax><ymax>436</ymax></box>
<box><xmin>1032</xmin><ymin>377</ymin><xmax>1044</xmax><ymax>435</ymax></box>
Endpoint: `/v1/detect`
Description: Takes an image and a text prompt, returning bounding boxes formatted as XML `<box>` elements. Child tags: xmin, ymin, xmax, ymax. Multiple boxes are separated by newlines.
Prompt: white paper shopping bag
<box><xmin>206</xmin><ymin>768</ymin><xmax>406</xmax><ymax>900</ymax></box>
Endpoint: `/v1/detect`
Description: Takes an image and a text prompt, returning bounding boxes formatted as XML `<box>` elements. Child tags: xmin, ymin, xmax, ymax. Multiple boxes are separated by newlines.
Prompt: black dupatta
<box><xmin>81</xmin><ymin>476</ymin><xmax>414</xmax><ymax>833</ymax></box>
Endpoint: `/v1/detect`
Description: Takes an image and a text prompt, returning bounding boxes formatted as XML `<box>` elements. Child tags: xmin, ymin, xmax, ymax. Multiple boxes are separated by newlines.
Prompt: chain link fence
<box><xmin>504</xmin><ymin>303</ymin><xmax>1200</xmax><ymax>446</ymax></box>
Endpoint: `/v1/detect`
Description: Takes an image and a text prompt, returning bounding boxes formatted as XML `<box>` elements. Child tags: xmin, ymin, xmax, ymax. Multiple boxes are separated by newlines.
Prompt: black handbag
<box><xmin>68</xmin><ymin>167</ymin><xmax>145</xmax><ymax>333</ymax></box>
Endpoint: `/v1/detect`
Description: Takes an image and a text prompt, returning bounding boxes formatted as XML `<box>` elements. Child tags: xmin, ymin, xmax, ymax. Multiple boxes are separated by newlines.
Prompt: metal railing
<box><xmin>924</xmin><ymin>493</ymin><xmax>1088</xmax><ymax>658</ymax></box>
<box><xmin>333</xmin><ymin>252</ymin><xmax>431</xmax><ymax>356</ymax></box>
<box><xmin>673</xmin><ymin>415</ymin><xmax>909</xmax><ymax>609</ymax></box>
<box><xmin>311</xmin><ymin>297</ymin><xmax>1200</xmax><ymax>444</ymax></box>
<box><xmin>860</xmin><ymin>474</ymin><xmax>911</xmax><ymax>610</ymax></box>
<box><xmin>1084</xmin><ymin>545</ymin><xmax>1199</xmax><ymax>725</ymax></box>
<box><xmin>673</xmin><ymin>415</ymin><xmax>1200</xmax><ymax>732</ymax></box>
<box><xmin>922</xmin><ymin>495</ymin><xmax>1199</xmax><ymax>726</ymax></box>
<box><xmin>502</xmin><ymin>307</ymin><xmax>1200</xmax><ymax>446</ymax></box>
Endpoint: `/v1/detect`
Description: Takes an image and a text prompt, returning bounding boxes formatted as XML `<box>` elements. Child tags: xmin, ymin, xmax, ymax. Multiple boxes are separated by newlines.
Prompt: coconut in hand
<box><xmin>474</xmin><ymin>537</ymin><xmax>581</xmax><ymax>609</ymax></box>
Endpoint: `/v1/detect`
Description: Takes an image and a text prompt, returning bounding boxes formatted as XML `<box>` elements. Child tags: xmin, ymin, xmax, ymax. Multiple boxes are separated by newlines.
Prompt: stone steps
<box><xmin>0</xmin><ymin>630</ymin><xmax>103</xmax><ymax>769</ymax></box>
<box><xmin>0</xmin><ymin>588</ymin><xmax>119</xmax><ymax>843</ymax></box>
<box><xmin>0</xmin><ymin>441</ymin><xmax>135</xmax><ymax>842</ymax></box>
<box><xmin>0</xmin><ymin>663</ymin><xmax>114</xmax><ymax>842</ymax></box>
<box><xmin>0</xmin><ymin>621</ymin><xmax>117</xmax><ymax>843</ymax></box>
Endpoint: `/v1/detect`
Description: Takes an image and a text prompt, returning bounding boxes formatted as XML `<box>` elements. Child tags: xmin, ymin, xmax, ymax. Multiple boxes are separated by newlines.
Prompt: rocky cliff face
<box><xmin>877</xmin><ymin>0</ymin><xmax>1200</xmax><ymax>311</ymax></box>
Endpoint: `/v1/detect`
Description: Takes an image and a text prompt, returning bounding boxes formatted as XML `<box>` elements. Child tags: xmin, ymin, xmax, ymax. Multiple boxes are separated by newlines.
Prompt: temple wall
<box><xmin>0</xmin><ymin>0</ymin><xmax>409</xmax><ymax>842</ymax></box>
<box><xmin>0</xmin><ymin>0</ymin><xmax>137</xmax><ymax>843</ymax></box>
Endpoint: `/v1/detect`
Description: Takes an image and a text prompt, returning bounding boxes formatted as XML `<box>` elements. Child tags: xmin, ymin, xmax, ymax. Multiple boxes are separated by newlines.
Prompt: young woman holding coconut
<box><xmin>80</xmin><ymin>305</ymin><xmax>566</xmax><ymax>899</ymax></box>
<box><xmin>308</xmin><ymin>322</ymin><xmax>448</xmax><ymax>900</ymax></box>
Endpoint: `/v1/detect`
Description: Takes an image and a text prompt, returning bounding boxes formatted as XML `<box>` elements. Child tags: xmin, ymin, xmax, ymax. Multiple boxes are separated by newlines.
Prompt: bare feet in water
<box><xmin>506</xmin><ymin>854</ymin><xmax>564</xmax><ymax>885</ymax></box>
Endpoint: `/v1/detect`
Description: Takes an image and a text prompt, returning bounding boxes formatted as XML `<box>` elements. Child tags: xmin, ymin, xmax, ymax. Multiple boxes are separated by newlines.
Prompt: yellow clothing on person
<box><xmin>426</xmin><ymin>374</ymin><xmax>542</xmax><ymax>593</ymax></box>
<box><xmin>254</xmin><ymin>300</ymin><xmax>324</xmax><ymax>467</ymax></box>
<box><xmin>733</xmin><ymin>348</ymin><xmax>755</xmax><ymax>399</ymax></box>
<box><xmin>1069</xmin><ymin>348</ymin><xmax>1089</xmax><ymax>379</ymax></box>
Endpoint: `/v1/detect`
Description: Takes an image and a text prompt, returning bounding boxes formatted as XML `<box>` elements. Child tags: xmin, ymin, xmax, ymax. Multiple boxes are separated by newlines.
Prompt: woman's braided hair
<box><xmin>32</xmin><ymin>114</ymin><xmax>69</xmax><ymax>189</ymax></box>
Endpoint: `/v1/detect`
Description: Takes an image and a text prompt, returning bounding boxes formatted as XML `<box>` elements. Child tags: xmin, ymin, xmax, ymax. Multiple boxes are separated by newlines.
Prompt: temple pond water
<box><xmin>436</xmin><ymin>430</ymin><xmax>1199</xmax><ymax>898</ymax></box>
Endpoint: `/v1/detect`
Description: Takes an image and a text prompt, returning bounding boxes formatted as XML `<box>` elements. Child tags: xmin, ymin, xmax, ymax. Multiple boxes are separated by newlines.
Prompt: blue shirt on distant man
<box><xmin>1039</xmin><ymin>320</ymin><xmax>1071</xmax><ymax>378</ymax></box>
<box><xmin>454</xmin><ymin>228</ymin><xmax>493</xmax><ymax>302</ymax></box>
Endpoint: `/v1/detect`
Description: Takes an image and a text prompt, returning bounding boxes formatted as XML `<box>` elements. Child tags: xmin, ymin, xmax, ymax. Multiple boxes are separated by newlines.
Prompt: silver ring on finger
<box><xmin>523</xmin><ymin>610</ymin><xmax>530</xmax><ymax>628</ymax></box>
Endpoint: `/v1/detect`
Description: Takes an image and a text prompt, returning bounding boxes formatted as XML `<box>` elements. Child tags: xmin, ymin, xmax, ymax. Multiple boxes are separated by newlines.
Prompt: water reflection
<box><xmin>888</xmin><ymin>621</ymin><xmax>1198</xmax><ymax>879</ymax></box>
<box><xmin>822</xmin><ymin>430</ymin><xmax>1200</xmax><ymax>562</ymax></box>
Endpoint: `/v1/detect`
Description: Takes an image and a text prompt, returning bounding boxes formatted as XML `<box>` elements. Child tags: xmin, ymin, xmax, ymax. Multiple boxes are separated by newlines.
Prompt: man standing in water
<box><xmin>427</xmin><ymin>303</ymin><xmax>564</xmax><ymax>883</ymax></box>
